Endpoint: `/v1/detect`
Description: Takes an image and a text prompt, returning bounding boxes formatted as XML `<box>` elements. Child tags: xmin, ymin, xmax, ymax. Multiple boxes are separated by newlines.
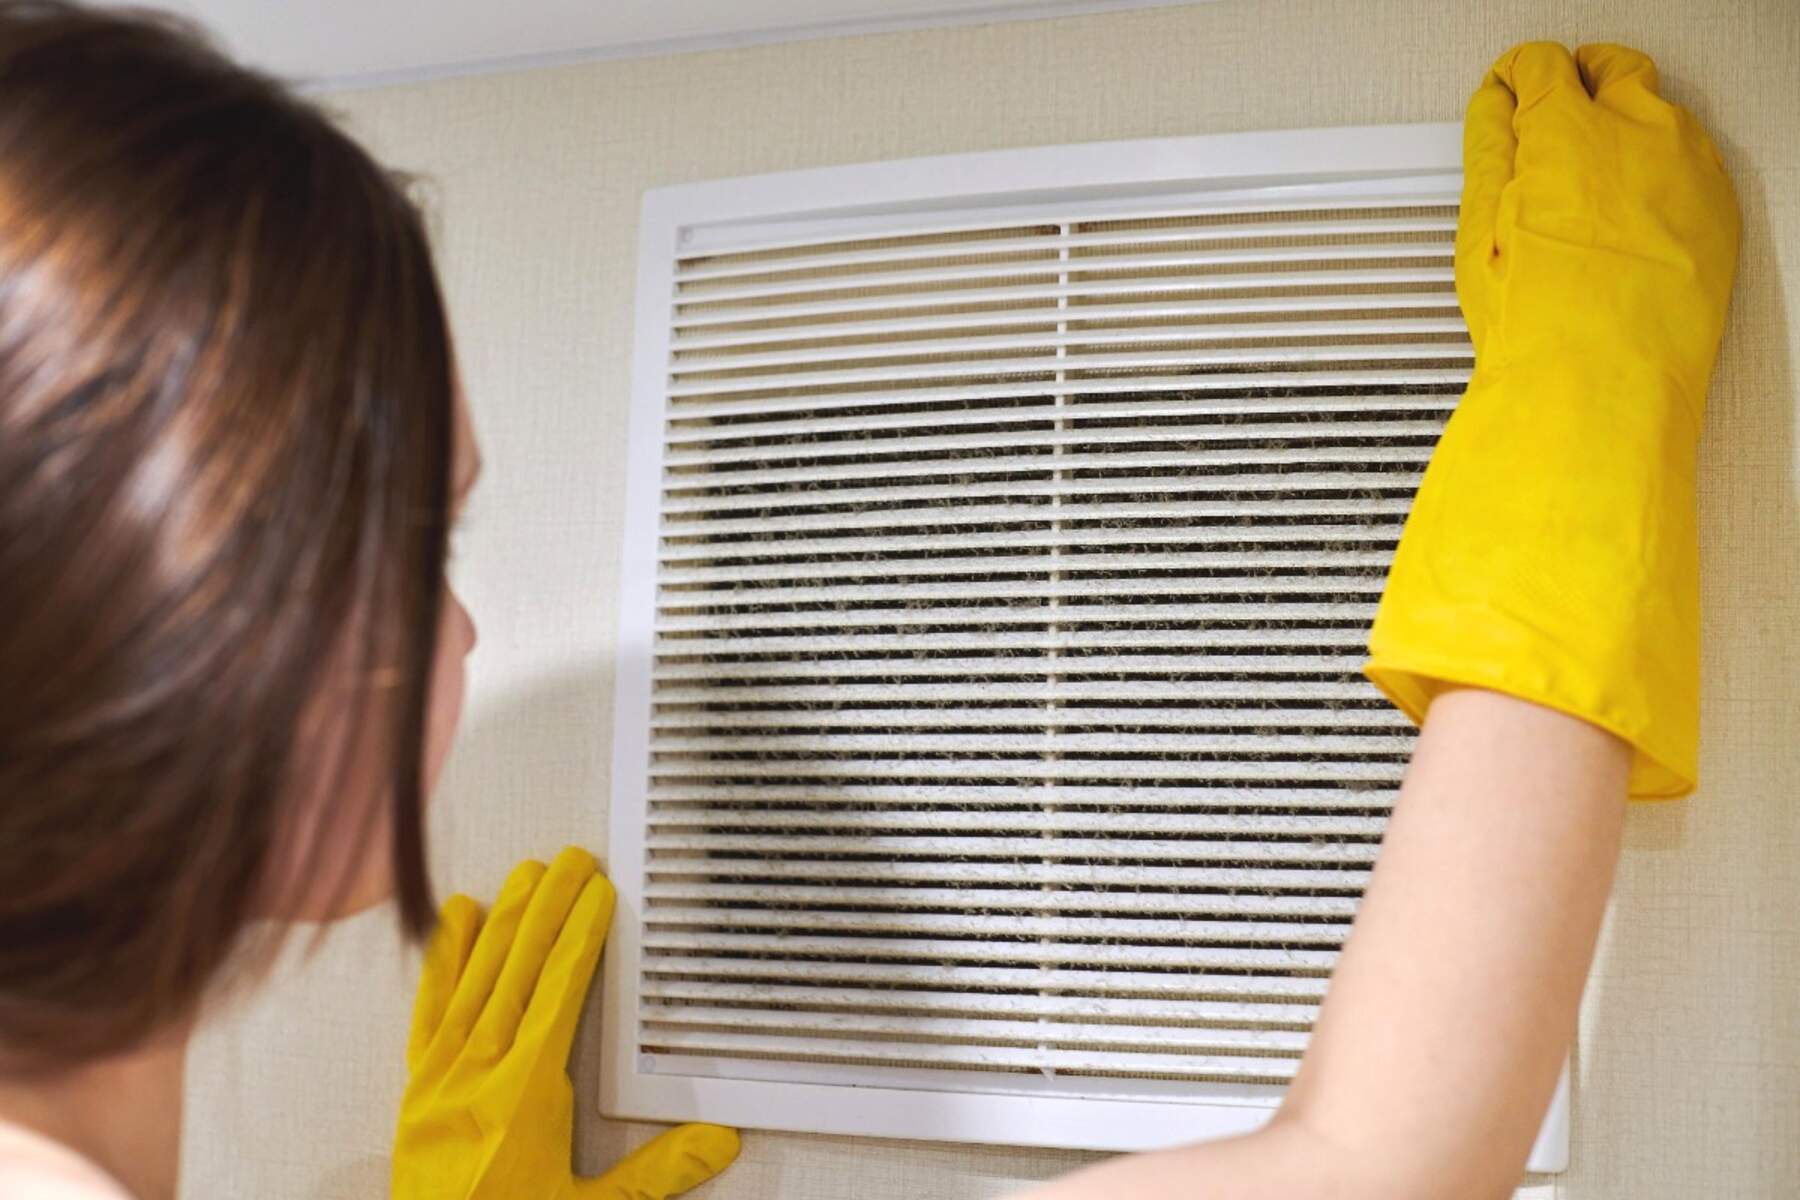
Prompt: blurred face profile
<box><xmin>276</xmin><ymin>393</ymin><xmax>482</xmax><ymax>923</ymax></box>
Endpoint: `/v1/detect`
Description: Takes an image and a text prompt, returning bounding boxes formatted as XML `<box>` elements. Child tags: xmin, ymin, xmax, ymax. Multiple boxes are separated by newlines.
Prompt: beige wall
<box><xmin>180</xmin><ymin>2</ymin><xmax>1800</xmax><ymax>1197</ymax></box>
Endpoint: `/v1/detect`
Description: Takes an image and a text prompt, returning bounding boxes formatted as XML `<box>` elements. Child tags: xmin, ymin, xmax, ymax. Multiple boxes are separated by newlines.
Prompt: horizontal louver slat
<box><xmin>648</xmin><ymin>653</ymin><xmax>1374</xmax><ymax>680</ymax></box>
<box><xmin>652</xmin><ymin>804</ymin><xmax>1384</xmax><ymax>830</ymax></box>
<box><xmin>650</xmin><ymin>729</ymin><xmax>1409</xmax><ymax>754</ymax></box>
<box><xmin>647</xmin><ymin>759</ymin><xmax>1405</xmax><ymax>783</ymax></box>
<box><xmin>659</xmin><ymin>472</ymin><xmax>1426</xmax><ymax>514</ymax></box>
<box><xmin>639</xmin><ymin>1005</ymin><xmax>1316</xmax><ymax>1053</ymax></box>
<box><xmin>638</xmin><ymin>980</ymin><xmax>1322</xmax><ymax>1024</ymax></box>
<box><xmin>659</xmin><ymin>576</ymin><xmax>1388</xmax><ymax>606</ymax></box>
<box><xmin>654</xmin><ymin>631</ymin><xmax>1379</xmax><ymax>657</ymax></box>
<box><xmin>642</xmin><ymin>881</ymin><xmax>1365</xmax><ymax>913</ymax></box>
<box><xmin>671</xmin><ymin>267</ymin><xmax>1455</xmax><ymax>328</ymax></box>
<box><xmin>646</xmin><ymin>859</ymin><xmax>1375</xmax><ymax>890</ymax></box>
<box><xmin>658</xmin><ymin>529</ymin><xmax>1402</xmax><ymax>565</ymax></box>
<box><xmin>673</xmin><ymin>216</ymin><xmax>1459</xmax><ymax>282</ymax></box>
<box><xmin>667</xmin><ymin>400</ymin><xmax>1451</xmax><ymax>445</ymax></box>
<box><xmin>672</xmin><ymin>293</ymin><xmax>1460</xmax><ymax>350</ymax></box>
<box><xmin>645</xmin><ymin>832</ymin><xmax>1382</xmax><ymax>862</ymax></box>
<box><xmin>641</xmin><ymin>930</ymin><xmax>1342</xmax><ymax>970</ymax></box>
<box><xmin>640</xmin><ymin>1031</ymin><xmax>1304</xmax><ymax>1079</ymax></box>
<box><xmin>677</xmin><ymin>247</ymin><xmax>1452</xmax><ymax>308</ymax></box>
<box><xmin>645</xmin><ymin>908</ymin><xmax>1351</xmax><ymax>944</ymax></box>
<box><xmin>671</xmin><ymin>319</ymin><xmax>1468</xmax><ymax>376</ymax></box>
<box><xmin>667</xmin><ymin>346</ymin><xmax>1468</xmax><ymax>400</ymax></box>
<box><xmin>641</xmin><ymin>956</ymin><xmax>1335</xmax><ymax>996</ymax></box>
<box><xmin>655</xmin><ymin>549</ymin><xmax>1401</xmax><ymax>585</ymax></box>
<box><xmin>646</xmin><ymin>782</ymin><xmax>1395</xmax><ymax>810</ymax></box>
<box><xmin>654</xmin><ymin>600</ymin><xmax>1381</xmax><ymax>632</ymax></box>
<box><xmin>667</xmin><ymin>370</ymin><xmax>1469</xmax><ymax>420</ymax></box>
<box><xmin>662</xmin><ymin>424</ymin><xmax>1446</xmax><ymax>471</ymax></box>
<box><xmin>649</xmin><ymin>705</ymin><xmax>1409</xmax><ymax>731</ymax></box>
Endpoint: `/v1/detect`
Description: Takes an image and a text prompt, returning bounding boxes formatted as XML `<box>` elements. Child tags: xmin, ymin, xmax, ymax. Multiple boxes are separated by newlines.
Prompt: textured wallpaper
<box><xmin>180</xmin><ymin>2</ymin><xmax>1800</xmax><ymax>1196</ymax></box>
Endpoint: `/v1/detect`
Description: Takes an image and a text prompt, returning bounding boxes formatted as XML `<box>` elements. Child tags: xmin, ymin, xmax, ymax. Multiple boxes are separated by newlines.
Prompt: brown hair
<box><xmin>0</xmin><ymin>2</ymin><xmax>447</xmax><ymax>1070</ymax></box>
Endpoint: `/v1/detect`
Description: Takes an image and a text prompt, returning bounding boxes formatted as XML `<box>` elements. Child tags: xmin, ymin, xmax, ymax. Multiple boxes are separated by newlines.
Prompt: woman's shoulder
<box><xmin>0</xmin><ymin>1120</ymin><xmax>132</xmax><ymax>1200</ymax></box>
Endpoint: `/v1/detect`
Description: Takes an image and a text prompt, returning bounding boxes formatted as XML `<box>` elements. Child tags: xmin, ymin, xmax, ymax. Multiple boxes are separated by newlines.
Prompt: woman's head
<box><xmin>0</xmin><ymin>1</ymin><xmax>471</xmax><ymax>1071</ymax></box>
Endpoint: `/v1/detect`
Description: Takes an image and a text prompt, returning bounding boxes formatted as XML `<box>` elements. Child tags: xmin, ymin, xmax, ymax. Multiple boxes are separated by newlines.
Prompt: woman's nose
<box><xmin>450</xmin><ymin>589</ymin><xmax>477</xmax><ymax>653</ymax></box>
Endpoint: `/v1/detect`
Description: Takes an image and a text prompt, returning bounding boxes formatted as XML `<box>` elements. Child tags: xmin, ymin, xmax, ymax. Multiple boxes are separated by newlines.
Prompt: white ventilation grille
<box><xmin>605</xmin><ymin>127</ymin><xmax>1515</xmax><ymax>1156</ymax></box>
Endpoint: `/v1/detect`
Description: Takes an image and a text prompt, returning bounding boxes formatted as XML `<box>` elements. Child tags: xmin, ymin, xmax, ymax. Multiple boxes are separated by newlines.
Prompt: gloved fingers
<box><xmin>465</xmin><ymin>846</ymin><xmax>597</xmax><ymax>1059</ymax></box>
<box><xmin>1456</xmin><ymin>69</ymin><xmax>1517</xmax><ymax>348</ymax></box>
<box><xmin>1574</xmin><ymin>43</ymin><xmax>1660</xmax><ymax>105</ymax></box>
<box><xmin>578</xmin><ymin>1124</ymin><xmax>742</xmax><ymax>1200</ymax></box>
<box><xmin>407</xmin><ymin>892</ymin><xmax>481</xmax><ymax>1072</ymax></box>
<box><xmin>430</xmin><ymin>858</ymin><xmax>547</xmax><ymax>1057</ymax></box>
<box><xmin>506</xmin><ymin>871</ymin><xmax>615</xmax><ymax>1069</ymax></box>
<box><xmin>1489</xmin><ymin>41</ymin><xmax>1583</xmax><ymax>118</ymax></box>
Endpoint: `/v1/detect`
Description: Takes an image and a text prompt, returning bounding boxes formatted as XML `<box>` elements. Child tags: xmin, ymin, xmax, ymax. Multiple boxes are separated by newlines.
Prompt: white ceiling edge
<box><xmin>165</xmin><ymin>0</ymin><xmax>1214</xmax><ymax>94</ymax></box>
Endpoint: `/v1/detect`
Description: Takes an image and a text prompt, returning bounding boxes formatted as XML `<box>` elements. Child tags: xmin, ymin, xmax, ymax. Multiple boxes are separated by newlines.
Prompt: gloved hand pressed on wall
<box><xmin>392</xmin><ymin>847</ymin><xmax>740</xmax><ymax>1200</ymax></box>
<box><xmin>1366</xmin><ymin>41</ymin><xmax>1742</xmax><ymax>797</ymax></box>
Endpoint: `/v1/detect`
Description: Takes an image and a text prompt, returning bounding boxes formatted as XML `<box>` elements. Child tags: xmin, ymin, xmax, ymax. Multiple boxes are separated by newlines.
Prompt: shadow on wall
<box><xmin>1573</xmin><ymin>132</ymin><xmax>1800</xmax><ymax>1192</ymax></box>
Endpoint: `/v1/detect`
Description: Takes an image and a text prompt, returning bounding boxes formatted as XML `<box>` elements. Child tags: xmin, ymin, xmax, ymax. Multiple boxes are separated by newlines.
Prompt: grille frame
<box><xmin>602</xmin><ymin>122</ymin><xmax>1569</xmax><ymax>1167</ymax></box>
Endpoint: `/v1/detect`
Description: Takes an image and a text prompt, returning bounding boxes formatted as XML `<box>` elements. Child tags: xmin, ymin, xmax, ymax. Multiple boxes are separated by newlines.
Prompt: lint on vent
<box><xmin>601</xmin><ymin>125</ymin><xmax>1571</xmax><ymax>1172</ymax></box>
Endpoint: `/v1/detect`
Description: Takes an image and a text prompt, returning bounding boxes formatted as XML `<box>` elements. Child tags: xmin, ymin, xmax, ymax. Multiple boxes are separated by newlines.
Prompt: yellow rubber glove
<box><xmin>1366</xmin><ymin>42</ymin><xmax>1741</xmax><ymax>797</ymax></box>
<box><xmin>393</xmin><ymin>847</ymin><xmax>740</xmax><ymax>1199</ymax></box>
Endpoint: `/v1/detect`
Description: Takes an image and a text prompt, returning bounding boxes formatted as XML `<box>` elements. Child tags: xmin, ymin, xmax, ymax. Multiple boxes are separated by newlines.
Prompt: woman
<box><xmin>0</xmin><ymin>4</ymin><xmax>1738</xmax><ymax>1199</ymax></box>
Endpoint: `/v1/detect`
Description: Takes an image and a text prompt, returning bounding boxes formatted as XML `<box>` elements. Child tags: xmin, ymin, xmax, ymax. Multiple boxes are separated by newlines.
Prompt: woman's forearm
<box><xmin>1274</xmin><ymin>689</ymin><xmax>1628</xmax><ymax>1195</ymax></box>
<box><xmin>1016</xmin><ymin>690</ymin><xmax>1630</xmax><ymax>1200</ymax></box>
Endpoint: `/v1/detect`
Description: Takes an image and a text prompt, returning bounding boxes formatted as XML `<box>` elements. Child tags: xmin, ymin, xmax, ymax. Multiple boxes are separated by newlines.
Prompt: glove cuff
<box><xmin>1366</xmin><ymin>358</ymin><xmax>1702</xmax><ymax>799</ymax></box>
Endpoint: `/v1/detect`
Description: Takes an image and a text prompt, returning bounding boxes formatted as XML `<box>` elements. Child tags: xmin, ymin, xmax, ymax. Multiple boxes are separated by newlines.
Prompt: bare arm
<box><xmin>1017</xmin><ymin>688</ymin><xmax>1628</xmax><ymax>1200</ymax></box>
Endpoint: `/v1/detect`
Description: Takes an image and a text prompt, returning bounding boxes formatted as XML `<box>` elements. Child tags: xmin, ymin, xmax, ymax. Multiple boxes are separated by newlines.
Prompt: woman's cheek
<box><xmin>422</xmin><ymin>586</ymin><xmax>476</xmax><ymax>801</ymax></box>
